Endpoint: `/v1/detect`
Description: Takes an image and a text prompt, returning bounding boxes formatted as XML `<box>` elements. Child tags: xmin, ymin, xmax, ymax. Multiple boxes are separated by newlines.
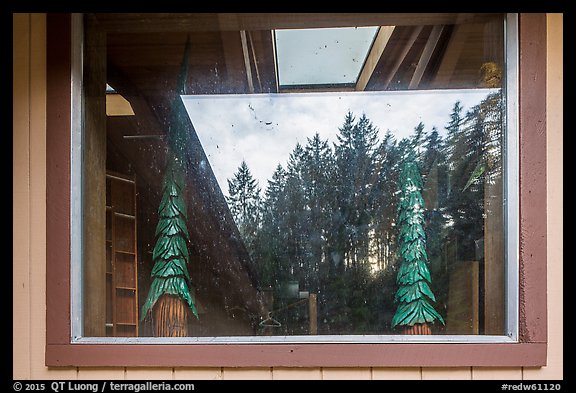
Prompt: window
<box><xmin>46</xmin><ymin>13</ymin><xmax>547</xmax><ymax>367</ymax></box>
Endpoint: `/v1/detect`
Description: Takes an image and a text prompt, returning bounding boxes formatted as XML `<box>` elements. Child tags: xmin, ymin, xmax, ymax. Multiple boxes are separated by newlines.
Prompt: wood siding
<box><xmin>13</xmin><ymin>13</ymin><xmax>563</xmax><ymax>380</ymax></box>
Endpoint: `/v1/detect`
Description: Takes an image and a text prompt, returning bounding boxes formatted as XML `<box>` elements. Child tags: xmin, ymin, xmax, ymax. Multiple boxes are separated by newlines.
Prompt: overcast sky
<box><xmin>182</xmin><ymin>89</ymin><xmax>495</xmax><ymax>196</ymax></box>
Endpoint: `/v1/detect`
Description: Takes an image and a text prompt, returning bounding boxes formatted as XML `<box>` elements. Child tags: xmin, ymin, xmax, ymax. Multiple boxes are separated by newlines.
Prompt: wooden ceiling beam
<box><xmin>408</xmin><ymin>24</ymin><xmax>445</xmax><ymax>89</ymax></box>
<box><xmin>220</xmin><ymin>31</ymin><xmax>248</xmax><ymax>93</ymax></box>
<box><xmin>355</xmin><ymin>26</ymin><xmax>395</xmax><ymax>91</ymax></box>
<box><xmin>94</xmin><ymin>13</ymin><xmax>498</xmax><ymax>33</ymax></box>
<box><xmin>247</xmin><ymin>31</ymin><xmax>263</xmax><ymax>92</ymax></box>
<box><xmin>380</xmin><ymin>25</ymin><xmax>424</xmax><ymax>90</ymax></box>
<box><xmin>239</xmin><ymin>30</ymin><xmax>255</xmax><ymax>94</ymax></box>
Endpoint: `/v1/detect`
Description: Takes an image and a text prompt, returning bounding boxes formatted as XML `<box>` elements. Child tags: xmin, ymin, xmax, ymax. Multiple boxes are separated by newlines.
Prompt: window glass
<box><xmin>80</xmin><ymin>13</ymin><xmax>507</xmax><ymax>338</ymax></box>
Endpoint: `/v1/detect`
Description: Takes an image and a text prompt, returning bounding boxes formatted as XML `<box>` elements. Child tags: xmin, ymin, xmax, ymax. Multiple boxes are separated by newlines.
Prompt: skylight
<box><xmin>274</xmin><ymin>26</ymin><xmax>379</xmax><ymax>89</ymax></box>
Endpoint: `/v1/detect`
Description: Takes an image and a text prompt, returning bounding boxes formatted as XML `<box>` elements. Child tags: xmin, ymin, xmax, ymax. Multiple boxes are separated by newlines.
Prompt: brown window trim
<box><xmin>45</xmin><ymin>13</ymin><xmax>547</xmax><ymax>368</ymax></box>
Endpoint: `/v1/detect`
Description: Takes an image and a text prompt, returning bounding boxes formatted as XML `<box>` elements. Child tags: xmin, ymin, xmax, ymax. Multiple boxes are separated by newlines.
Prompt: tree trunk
<box><xmin>153</xmin><ymin>295</ymin><xmax>189</xmax><ymax>337</ymax></box>
<box><xmin>402</xmin><ymin>323</ymin><xmax>432</xmax><ymax>335</ymax></box>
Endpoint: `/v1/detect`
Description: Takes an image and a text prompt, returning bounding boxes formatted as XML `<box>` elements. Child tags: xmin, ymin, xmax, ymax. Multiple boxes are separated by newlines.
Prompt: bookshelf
<box><xmin>106</xmin><ymin>171</ymin><xmax>139</xmax><ymax>337</ymax></box>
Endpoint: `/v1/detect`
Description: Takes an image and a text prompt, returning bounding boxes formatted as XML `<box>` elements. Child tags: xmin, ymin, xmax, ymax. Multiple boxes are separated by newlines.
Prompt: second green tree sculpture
<box><xmin>391</xmin><ymin>152</ymin><xmax>444</xmax><ymax>333</ymax></box>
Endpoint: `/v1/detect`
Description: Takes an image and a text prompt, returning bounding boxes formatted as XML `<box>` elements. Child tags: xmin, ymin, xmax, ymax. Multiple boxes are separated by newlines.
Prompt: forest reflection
<box><xmin>194</xmin><ymin>90</ymin><xmax>503</xmax><ymax>335</ymax></box>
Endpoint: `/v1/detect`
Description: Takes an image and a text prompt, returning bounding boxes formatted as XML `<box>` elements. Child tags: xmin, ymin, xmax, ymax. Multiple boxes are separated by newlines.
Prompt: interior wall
<box><xmin>12</xmin><ymin>13</ymin><xmax>563</xmax><ymax>380</ymax></box>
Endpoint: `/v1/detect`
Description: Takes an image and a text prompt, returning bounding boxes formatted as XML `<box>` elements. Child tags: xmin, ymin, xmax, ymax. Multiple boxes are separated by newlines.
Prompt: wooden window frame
<box><xmin>45</xmin><ymin>13</ymin><xmax>547</xmax><ymax>367</ymax></box>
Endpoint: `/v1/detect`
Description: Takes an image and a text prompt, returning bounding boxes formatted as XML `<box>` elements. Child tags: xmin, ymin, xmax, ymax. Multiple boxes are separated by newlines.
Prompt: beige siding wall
<box><xmin>13</xmin><ymin>13</ymin><xmax>563</xmax><ymax>380</ymax></box>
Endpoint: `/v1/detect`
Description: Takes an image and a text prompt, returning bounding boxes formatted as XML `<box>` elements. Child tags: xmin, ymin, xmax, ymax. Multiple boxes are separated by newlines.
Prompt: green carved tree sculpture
<box><xmin>391</xmin><ymin>151</ymin><xmax>444</xmax><ymax>334</ymax></box>
<box><xmin>141</xmin><ymin>37</ymin><xmax>198</xmax><ymax>336</ymax></box>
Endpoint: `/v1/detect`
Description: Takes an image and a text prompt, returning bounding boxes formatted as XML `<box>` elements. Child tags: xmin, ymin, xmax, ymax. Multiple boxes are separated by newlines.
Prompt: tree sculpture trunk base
<box><xmin>153</xmin><ymin>295</ymin><xmax>189</xmax><ymax>337</ymax></box>
<box><xmin>402</xmin><ymin>323</ymin><xmax>432</xmax><ymax>335</ymax></box>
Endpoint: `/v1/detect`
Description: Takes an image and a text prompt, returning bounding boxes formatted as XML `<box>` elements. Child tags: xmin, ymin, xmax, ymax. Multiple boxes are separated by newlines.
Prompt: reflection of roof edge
<box><xmin>278</xmin><ymin>82</ymin><xmax>356</xmax><ymax>92</ymax></box>
<box><xmin>178</xmin><ymin>99</ymin><xmax>264</xmax><ymax>303</ymax></box>
<box><xmin>128</xmin><ymin>93</ymin><xmax>265</xmax><ymax>321</ymax></box>
<box><xmin>182</xmin><ymin>87</ymin><xmax>499</xmax><ymax>100</ymax></box>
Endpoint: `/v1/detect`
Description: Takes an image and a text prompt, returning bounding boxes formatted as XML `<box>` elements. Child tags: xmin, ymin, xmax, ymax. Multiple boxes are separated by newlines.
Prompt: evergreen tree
<box><xmin>421</xmin><ymin>127</ymin><xmax>444</xmax><ymax>182</ymax></box>
<box><xmin>301</xmin><ymin>133</ymin><xmax>334</xmax><ymax>293</ymax></box>
<box><xmin>444</xmin><ymin>99</ymin><xmax>490</xmax><ymax>261</ymax></box>
<box><xmin>227</xmin><ymin>160</ymin><xmax>262</xmax><ymax>255</ymax></box>
<box><xmin>282</xmin><ymin>143</ymin><xmax>309</xmax><ymax>286</ymax></box>
<box><xmin>420</xmin><ymin>126</ymin><xmax>449</xmax><ymax>318</ymax></box>
<box><xmin>141</xmin><ymin>38</ymin><xmax>198</xmax><ymax>337</ymax></box>
<box><xmin>141</xmin><ymin>159</ymin><xmax>198</xmax><ymax>327</ymax></box>
<box><xmin>391</xmin><ymin>152</ymin><xmax>444</xmax><ymax>332</ymax></box>
<box><xmin>464</xmin><ymin>92</ymin><xmax>502</xmax><ymax>191</ymax></box>
<box><xmin>444</xmin><ymin>101</ymin><xmax>465</xmax><ymax>199</ymax></box>
<box><xmin>256</xmin><ymin>164</ymin><xmax>288</xmax><ymax>288</ymax></box>
<box><xmin>410</xmin><ymin>121</ymin><xmax>427</xmax><ymax>154</ymax></box>
<box><xmin>370</xmin><ymin>130</ymin><xmax>401</xmax><ymax>272</ymax></box>
<box><xmin>264</xmin><ymin>164</ymin><xmax>287</xmax><ymax>212</ymax></box>
<box><xmin>334</xmin><ymin>112</ymin><xmax>379</xmax><ymax>270</ymax></box>
<box><xmin>331</xmin><ymin>112</ymin><xmax>356</xmax><ymax>274</ymax></box>
<box><xmin>420</xmin><ymin>126</ymin><xmax>448</xmax><ymax>242</ymax></box>
<box><xmin>326</xmin><ymin>113</ymin><xmax>380</xmax><ymax>332</ymax></box>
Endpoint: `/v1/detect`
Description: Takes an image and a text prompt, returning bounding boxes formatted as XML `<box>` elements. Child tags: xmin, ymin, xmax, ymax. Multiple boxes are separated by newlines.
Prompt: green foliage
<box><xmin>227</xmin><ymin>160</ymin><xmax>262</xmax><ymax>260</ymax></box>
<box><xmin>392</xmin><ymin>298</ymin><xmax>444</xmax><ymax>327</ymax></box>
<box><xmin>391</xmin><ymin>152</ymin><xmax>444</xmax><ymax>328</ymax></box>
<box><xmin>444</xmin><ymin>93</ymin><xmax>502</xmax><ymax>261</ymax></box>
<box><xmin>141</xmin><ymin>38</ymin><xmax>197</xmax><ymax>322</ymax></box>
<box><xmin>141</xmin><ymin>162</ymin><xmax>198</xmax><ymax>320</ymax></box>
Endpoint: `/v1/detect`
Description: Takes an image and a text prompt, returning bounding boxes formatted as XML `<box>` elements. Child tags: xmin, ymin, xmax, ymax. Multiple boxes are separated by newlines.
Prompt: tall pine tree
<box><xmin>256</xmin><ymin>164</ymin><xmax>288</xmax><ymax>288</ymax></box>
<box><xmin>301</xmin><ymin>133</ymin><xmax>334</xmax><ymax>293</ymax></box>
<box><xmin>392</xmin><ymin>151</ymin><xmax>444</xmax><ymax>334</ymax></box>
<box><xmin>334</xmin><ymin>112</ymin><xmax>379</xmax><ymax>270</ymax></box>
<box><xmin>141</xmin><ymin>37</ymin><xmax>198</xmax><ymax>337</ymax></box>
<box><xmin>140</xmin><ymin>160</ymin><xmax>199</xmax><ymax>334</ymax></box>
<box><xmin>227</xmin><ymin>160</ymin><xmax>262</xmax><ymax>257</ymax></box>
<box><xmin>371</xmin><ymin>131</ymin><xmax>402</xmax><ymax>272</ymax></box>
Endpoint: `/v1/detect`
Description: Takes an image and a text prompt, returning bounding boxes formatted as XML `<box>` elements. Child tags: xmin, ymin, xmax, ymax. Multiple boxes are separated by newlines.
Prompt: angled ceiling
<box><xmin>100</xmin><ymin>13</ymin><xmax>503</xmax><ymax>97</ymax></box>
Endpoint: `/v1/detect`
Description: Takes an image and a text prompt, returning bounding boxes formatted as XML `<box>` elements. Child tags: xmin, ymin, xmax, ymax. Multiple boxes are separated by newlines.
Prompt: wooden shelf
<box><xmin>115</xmin><ymin>212</ymin><xmax>135</xmax><ymax>220</ymax></box>
<box><xmin>105</xmin><ymin>171</ymin><xmax>139</xmax><ymax>337</ymax></box>
<box><xmin>115</xmin><ymin>250</ymin><xmax>136</xmax><ymax>256</ymax></box>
